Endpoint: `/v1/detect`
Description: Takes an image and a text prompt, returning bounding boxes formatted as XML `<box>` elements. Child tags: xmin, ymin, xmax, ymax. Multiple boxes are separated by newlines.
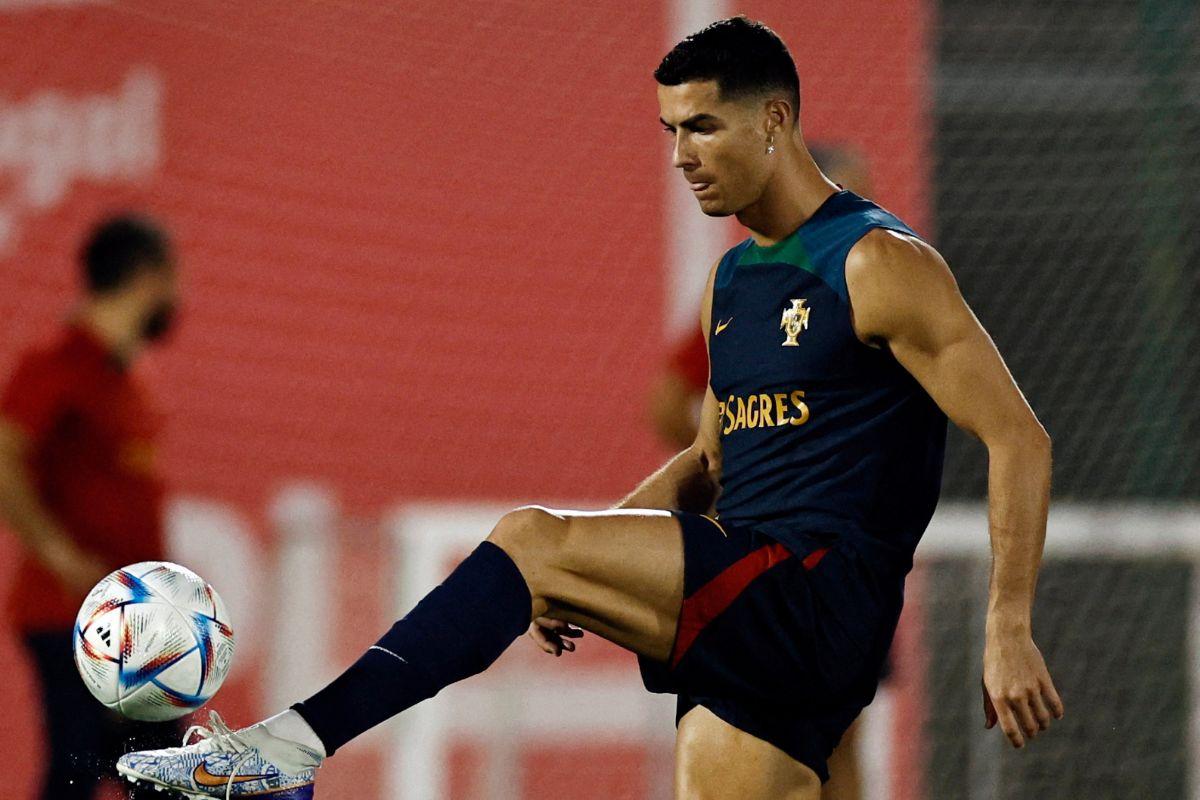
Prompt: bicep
<box><xmin>849</xmin><ymin>231</ymin><xmax>1044</xmax><ymax>445</ymax></box>
<box><xmin>694</xmin><ymin>383</ymin><xmax>723</xmax><ymax>457</ymax></box>
<box><xmin>692</xmin><ymin>257</ymin><xmax>723</xmax><ymax>453</ymax></box>
<box><xmin>894</xmin><ymin>302</ymin><xmax>1036</xmax><ymax>444</ymax></box>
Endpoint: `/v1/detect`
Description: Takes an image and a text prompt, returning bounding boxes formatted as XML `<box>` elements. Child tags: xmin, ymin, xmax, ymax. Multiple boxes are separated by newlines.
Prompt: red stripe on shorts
<box><xmin>802</xmin><ymin>546</ymin><xmax>830</xmax><ymax>571</ymax></box>
<box><xmin>670</xmin><ymin>543</ymin><xmax>831</xmax><ymax>669</ymax></box>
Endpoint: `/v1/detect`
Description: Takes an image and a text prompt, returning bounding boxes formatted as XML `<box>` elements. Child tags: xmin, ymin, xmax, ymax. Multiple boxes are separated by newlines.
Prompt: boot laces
<box><xmin>182</xmin><ymin>711</ymin><xmax>255</xmax><ymax>800</ymax></box>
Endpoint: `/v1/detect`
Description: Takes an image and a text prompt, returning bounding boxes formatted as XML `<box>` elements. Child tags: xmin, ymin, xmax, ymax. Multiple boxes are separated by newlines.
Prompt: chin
<box><xmin>697</xmin><ymin>198</ymin><xmax>734</xmax><ymax>217</ymax></box>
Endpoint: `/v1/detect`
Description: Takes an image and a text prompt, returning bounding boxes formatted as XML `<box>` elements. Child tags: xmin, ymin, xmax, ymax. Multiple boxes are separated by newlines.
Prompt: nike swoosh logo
<box><xmin>193</xmin><ymin>761</ymin><xmax>275</xmax><ymax>788</ymax></box>
<box><xmin>714</xmin><ymin>317</ymin><xmax>733</xmax><ymax>335</ymax></box>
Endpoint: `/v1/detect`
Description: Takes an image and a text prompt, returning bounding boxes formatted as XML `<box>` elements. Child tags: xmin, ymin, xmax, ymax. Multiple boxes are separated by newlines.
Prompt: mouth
<box><xmin>689</xmin><ymin>181</ymin><xmax>713</xmax><ymax>195</ymax></box>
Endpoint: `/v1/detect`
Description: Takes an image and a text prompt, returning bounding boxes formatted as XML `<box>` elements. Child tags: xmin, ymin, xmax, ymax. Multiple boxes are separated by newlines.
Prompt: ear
<box><xmin>762</xmin><ymin>97</ymin><xmax>792</xmax><ymax>137</ymax></box>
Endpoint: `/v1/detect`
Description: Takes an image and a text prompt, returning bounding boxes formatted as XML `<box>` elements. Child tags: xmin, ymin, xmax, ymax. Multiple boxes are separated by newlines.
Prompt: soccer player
<box><xmin>0</xmin><ymin>214</ymin><xmax>180</xmax><ymax>799</ymax></box>
<box><xmin>118</xmin><ymin>17</ymin><xmax>1062</xmax><ymax>799</ymax></box>
<box><xmin>649</xmin><ymin>144</ymin><xmax>879</xmax><ymax>800</ymax></box>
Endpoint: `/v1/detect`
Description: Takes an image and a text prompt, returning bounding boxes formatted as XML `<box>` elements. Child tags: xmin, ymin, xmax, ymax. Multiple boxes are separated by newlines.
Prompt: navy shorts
<box><xmin>639</xmin><ymin>512</ymin><xmax>901</xmax><ymax>782</ymax></box>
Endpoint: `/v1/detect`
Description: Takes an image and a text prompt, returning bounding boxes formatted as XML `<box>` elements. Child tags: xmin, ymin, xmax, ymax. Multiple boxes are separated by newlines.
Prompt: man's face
<box><xmin>133</xmin><ymin>264</ymin><xmax>179</xmax><ymax>344</ymax></box>
<box><xmin>657</xmin><ymin>80</ymin><xmax>773</xmax><ymax>217</ymax></box>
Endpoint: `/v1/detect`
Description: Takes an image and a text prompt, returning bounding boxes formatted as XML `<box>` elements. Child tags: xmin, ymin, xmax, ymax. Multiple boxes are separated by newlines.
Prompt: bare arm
<box><xmin>0</xmin><ymin>419</ymin><xmax>106</xmax><ymax>594</ymax></box>
<box><xmin>529</xmin><ymin>261</ymin><xmax>725</xmax><ymax>656</ymax></box>
<box><xmin>618</xmin><ymin>385</ymin><xmax>721</xmax><ymax>513</ymax></box>
<box><xmin>846</xmin><ymin>229</ymin><xmax>1063</xmax><ymax>748</ymax></box>
<box><xmin>618</xmin><ymin>258</ymin><xmax>722</xmax><ymax>513</ymax></box>
<box><xmin>647</xmin><ymin>371</ymin><xmax>701</xmax><ymax>451</ymax></box>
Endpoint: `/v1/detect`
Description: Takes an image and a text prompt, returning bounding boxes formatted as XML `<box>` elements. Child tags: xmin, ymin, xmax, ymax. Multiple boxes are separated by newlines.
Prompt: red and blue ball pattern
<box><xmin>74</xmin><ymin>561</ymin><xmax>236</xmax><ymax>721</ymax></box>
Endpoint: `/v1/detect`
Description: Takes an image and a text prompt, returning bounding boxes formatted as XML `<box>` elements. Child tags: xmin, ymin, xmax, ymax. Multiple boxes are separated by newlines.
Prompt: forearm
<box><xmin>985</xmin><ymin>428</ymin><xmax>1052</xmax><ymax>633</ymax></box>
<box><xmin>616</xmin><ymin>445</ymin><xmax>719</xmax><ymax>513</ymax></box>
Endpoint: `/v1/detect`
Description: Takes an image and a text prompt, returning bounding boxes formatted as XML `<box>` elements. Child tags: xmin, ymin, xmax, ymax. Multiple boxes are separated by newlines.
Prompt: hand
<box><xmin>527</xmin><ymin>616</ymin><xmax>584</xmax><ymax>657</ymax></box>
<box><xmin>982</xmin><ymin>628</ymin><xmax>1064</xmax><ymax>748</ymax></box>
<box><xmin>39</xmin><ymin>534</ymin><xmax>109</xmax><ymax>597</ymax></box>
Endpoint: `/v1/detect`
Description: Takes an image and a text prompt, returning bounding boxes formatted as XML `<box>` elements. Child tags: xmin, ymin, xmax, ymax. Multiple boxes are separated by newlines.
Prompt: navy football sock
<box><xmin>293</xmin><ymin>541</ymin><xmax>532</xmax><ymax>755</ymax></box>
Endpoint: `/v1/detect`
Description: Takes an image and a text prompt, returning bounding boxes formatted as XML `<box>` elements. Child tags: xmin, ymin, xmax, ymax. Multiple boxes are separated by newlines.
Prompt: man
<box><xmin>0</xmin><ymin>214</ymin><xmax>180</xmax><ymax>799</ymax></box>
<box><xmin>119</xmin><ymin>17</ymin><xmax>1061</xmax><ymax>800</ymax></box>
<box><xmin>649</xmin><ymin>144</ymin><xmax>878</xmax><ymax>800</ymax></box>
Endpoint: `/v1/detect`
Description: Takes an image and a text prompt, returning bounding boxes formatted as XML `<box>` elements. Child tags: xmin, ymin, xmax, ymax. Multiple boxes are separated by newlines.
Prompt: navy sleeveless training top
<box><xmin>710</xmin><ymin>190</ymin><xmax>946</xmax><ymax>572</ymax></box>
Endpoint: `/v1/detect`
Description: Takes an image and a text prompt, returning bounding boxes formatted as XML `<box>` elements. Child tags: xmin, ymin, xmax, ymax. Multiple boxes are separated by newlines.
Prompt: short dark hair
<box><xmin>81</xmin><ymin>214</ymin><xmax>173</xmax><ymax>293</ymax></box>
<box><xmin>655</xmin><ymin>16</ymin><xmax>800</xmax><ymax>122</ymax></box>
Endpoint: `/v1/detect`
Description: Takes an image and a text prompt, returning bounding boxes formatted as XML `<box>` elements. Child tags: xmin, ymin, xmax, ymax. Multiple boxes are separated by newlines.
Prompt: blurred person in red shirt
<box><xmin>0</xmin><ymin>214</ymin><xmax>181</xmax><ymax>800</ymax></box>
<box><xmin>649</xmin><ymin>145</ymin><xmax>874</xmax><ymax>800</ymax></box>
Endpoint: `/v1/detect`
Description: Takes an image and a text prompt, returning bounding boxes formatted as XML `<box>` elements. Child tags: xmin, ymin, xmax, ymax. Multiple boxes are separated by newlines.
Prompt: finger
<box><xmin>1042</xmin><ymin>675</ymin><xmax>1065</xmax><ymax>719</ymax></box>
<box><xmin>534</xmin><ymin>617</ymin><xmax>584</xmax><ymax>644</ymax></box>
<box><xmin>534</xmin><ymin>617</ymin><xmax>576</xmax><ymax>633</ymax></box>
<box><xmin>561</xmin><ymin>639</ymin><xmax>575</xmax><ymax>652</ymax></box>
<box><xmin>1030</xmin><ymin>691</ymin><xmax>1053</xmax><ymax>731</ymax></box>
<box><xmin>995</xmin><ymin>701</ymin><xmax>1025</xmax><ymax>748</ymax></box>
<box><xmin>527</xmin><ymin>626</ymin><xmax>557</xmax><ymax>655</ymax></box>
<box><xmin>981</xmin><ymin>680</ymin><xmax>997</xmax><ymax>728</ymax></box>
<box><xmin>1011</xmin><ymin>696</ymin><xmax>1040</xmax><ymax>740</ymax></box>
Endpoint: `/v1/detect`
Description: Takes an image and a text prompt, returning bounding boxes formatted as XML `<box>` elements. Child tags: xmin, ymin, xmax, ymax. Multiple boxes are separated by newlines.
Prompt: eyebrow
<box><xmin>659</xmin><ymin>113</ymin><xmax>720</xmax><ymax>130</ymax></box>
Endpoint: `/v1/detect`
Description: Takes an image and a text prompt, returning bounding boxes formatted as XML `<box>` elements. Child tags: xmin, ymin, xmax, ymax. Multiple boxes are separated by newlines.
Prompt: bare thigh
<box><xmin>675</xmin><ymin>705</ymin><xmax>822</xmax><ymax>800</ymax></box>
<box><xmin>487</xmin><ymin>506</ymin><xmax>685</xmax><ymax>661</ymax></box>
<box><xmin>821</xmin><ymin>715</ymin><xmax>862</xmax><ymax>800</ymax></box>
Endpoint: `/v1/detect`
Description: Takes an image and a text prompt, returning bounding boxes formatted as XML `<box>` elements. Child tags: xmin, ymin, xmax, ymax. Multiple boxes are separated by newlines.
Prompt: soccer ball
<box><xmin>73</xmin><ymin>561</ymin><xmax>236</xmax><ymax>721</ymax></box>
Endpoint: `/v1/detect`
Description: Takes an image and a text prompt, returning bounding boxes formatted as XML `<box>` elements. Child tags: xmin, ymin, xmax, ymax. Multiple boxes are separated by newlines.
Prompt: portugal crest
<box><xmin>780</xmin><ymin>299</ymin><xmax>811</xmax><ymax>346</ymax></box>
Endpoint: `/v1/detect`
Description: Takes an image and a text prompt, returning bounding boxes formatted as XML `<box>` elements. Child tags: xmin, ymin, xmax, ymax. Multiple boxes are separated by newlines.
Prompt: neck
<box><xmin>736</xmin><ymin>141</ymin><xmax>839</xmax><ymax>247</ymax></box>
<box><xmin>77</xmin><ymin>299</ymin><xmax>141</xmax><ymax>364</ymax></box>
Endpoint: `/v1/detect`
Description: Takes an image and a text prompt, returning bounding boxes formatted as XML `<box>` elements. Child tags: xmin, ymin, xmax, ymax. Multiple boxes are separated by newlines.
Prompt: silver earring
<box><xmin>767</xmin><ymin>137</ymin><xmax>775</xmax><ymax>155</ymax></box>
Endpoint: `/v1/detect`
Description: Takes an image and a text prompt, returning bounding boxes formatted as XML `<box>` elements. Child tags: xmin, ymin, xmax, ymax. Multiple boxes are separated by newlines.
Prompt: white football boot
<box><xmin>117</xmin><ymin>711</ymin><xmax>321</xmax><ymax>799</ymax></box>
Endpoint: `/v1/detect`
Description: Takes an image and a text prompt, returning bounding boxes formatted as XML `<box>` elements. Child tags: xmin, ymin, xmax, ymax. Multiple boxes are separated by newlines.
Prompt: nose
<box><xmin>672</xmin><ymin>132</ymin><xmax>697</xmax><ymax>171</ymax></box>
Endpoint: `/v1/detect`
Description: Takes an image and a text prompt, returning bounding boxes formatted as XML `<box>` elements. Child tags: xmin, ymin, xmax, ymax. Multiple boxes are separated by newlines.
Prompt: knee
<box><xmin>486</xmin><ymin>505</ymin><xmax>568</xmax><ymax>567</ymax></box>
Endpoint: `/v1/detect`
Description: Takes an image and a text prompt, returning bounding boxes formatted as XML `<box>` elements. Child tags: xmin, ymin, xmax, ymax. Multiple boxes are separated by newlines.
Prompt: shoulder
<box><xmin>1</xmin><ymin>331</ymin><xmax>85</xmax><ymax>436</ymax></box>
<box><xmin>846</xmin><ymin>226</ymin><xmax>940</xmax><ymax>269</ymax></box>
<box><xmin>713</xmin><ymin>239</ymin><xmax>753</xmax><ymax>289</ymax></box>
<box><xmin>8</xmin><ymin>334</ymin><xmax>73</xmax><ymax>382</ymax></box>
<box><xmin>4</xmin><ymin>327</ymin><xmax>106</xmax><ymax>396</ymax></box>
<box><xmin>846</xmin><ymin>228</ymin><xmax>956</xmax><ymax>296</ymax></box>
<box><xmin>845</xmin><ymin>229</ymin><xmax>961</xmax><ymax>344</ymax></box>
<box><xmin>699</xmin><ymin>253</ymin><xmax>726</xmax><ymax>336</ymax></box>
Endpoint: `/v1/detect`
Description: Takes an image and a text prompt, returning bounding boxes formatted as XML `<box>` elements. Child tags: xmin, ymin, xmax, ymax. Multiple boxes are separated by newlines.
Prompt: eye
<box><xmin>661</xmin><ymin>126</ymin><xmax>675</xmax><ymax>136</ymax></box>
